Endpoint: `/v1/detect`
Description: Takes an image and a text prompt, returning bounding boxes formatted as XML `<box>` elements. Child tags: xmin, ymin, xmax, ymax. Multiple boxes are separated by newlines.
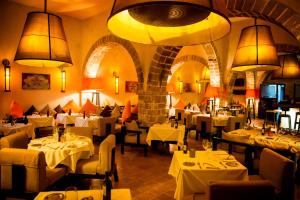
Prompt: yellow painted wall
<box><xmin>0</xmin><ymin>0</ymin><xmax>82</xmax><ymax>114</ymax></box>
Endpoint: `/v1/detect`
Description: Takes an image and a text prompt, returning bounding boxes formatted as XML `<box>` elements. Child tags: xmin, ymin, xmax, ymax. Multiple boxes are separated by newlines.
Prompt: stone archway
<box><xmin>83</xmin><ymin>35</ymin><xmax>144</xmax><ymax>90</ymax></box>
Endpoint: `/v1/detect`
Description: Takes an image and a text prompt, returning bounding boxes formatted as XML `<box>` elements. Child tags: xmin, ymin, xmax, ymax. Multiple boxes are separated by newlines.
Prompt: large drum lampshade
<box><xmin>107</xmin><ymin>0</ymin><xmax>230</xmax><ymax>45</ymax></box>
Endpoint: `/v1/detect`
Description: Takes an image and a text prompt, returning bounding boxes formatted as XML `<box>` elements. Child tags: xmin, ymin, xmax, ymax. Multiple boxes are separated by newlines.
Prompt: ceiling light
<box><xmin>232</xmin><ymin>18</ymin><xmax>280</xmax><ymax>72</ymax></box>
<box><xmin>107</xmin><ymin>0</ymin><xmax>230</xmax><ymax>45</ymax></box>
<box><xmin>271</xmin><ymin>54</ymin><xmax>300</xmax><ymax>79</ymax></box>
<box><xmin>14</xmin><ymin>0</ymin><xmax>72</xmax><ymax>67</ymax></box>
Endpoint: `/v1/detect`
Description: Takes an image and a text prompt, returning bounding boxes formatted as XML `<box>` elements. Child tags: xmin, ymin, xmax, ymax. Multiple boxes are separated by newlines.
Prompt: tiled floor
<box><xmin>56</xmin><ymin>130</ymin><xmax>300</xmax><ymax>200</ymax></box>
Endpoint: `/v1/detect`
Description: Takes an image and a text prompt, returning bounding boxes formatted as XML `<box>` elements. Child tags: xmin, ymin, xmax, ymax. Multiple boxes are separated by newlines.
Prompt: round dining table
<box><xmin>28</xmin><ymin>134</ymin><xmax>94</xmax><ymax>172</ymax></box>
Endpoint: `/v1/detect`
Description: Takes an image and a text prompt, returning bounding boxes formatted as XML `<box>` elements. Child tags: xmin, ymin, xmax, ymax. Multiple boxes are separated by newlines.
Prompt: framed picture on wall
<box><xmin>22</xmin><ymin>73</ymin><xmax>50</xmax><ymax>90</ymax></box>
<box><xmin>184</xmin><ymin>83</ymin><xmax>193</xmax><ymax>92</ymax></box>
<box><xmin>125</xmin><ymin>81</ymin><xmax>138</xmax><ymax>93</ymax></box>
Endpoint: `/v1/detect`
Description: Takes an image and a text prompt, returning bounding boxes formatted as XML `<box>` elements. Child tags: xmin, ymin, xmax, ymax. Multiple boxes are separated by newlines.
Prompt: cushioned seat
<box><xmin>0</xmin><ymin>131</ymin><xmax>29</xmax><ymax>149</ymax></box>
<box><xmin>0</xmin><ymin>148</ymin><xmax>67</xmax><ymax>197</ymax></box>
<box><xmin>94</xmin><ymin>117</ymin><xmax>116</xmax><ymax>137</ymax></box>
<box><xmin>125</xmin><ymin>132</ymin><xmax>147</xmax><ymax>144</ymax></box>
<box><xmin>74</xmin><ymin>134</ymin><xmax>118</xmax><ymax>181</ymax></box>
<box><xmin>249</xmin><ymin>148</ymin><xmax>295</xmax><ymax>200</ymax></box>
<box><xmin>208</xmin><ymin>180</ymin><xmax>275</xmax><ymax>200</ymax></box>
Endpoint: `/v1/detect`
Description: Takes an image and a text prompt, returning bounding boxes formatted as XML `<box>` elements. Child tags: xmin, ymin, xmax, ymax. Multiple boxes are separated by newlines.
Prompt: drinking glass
<box><xmin>65</xmin><ymin>186</ymin><xmax>78</xmax><ymax>200</ymax></box>
<box><xmin>202</xmin><ymin>139</ymin><xmax>212</xmax><ymax>151</ymax></box>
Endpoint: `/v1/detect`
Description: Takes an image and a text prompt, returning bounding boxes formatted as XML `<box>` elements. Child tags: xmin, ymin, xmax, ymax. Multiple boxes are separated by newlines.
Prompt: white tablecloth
<box><xmin>34</xmin><ymin>189</ymin><xmax>132</xmax><ymax>200</ymax></box>
<box><xmin>28</xmin><ymin>135</ymin><xmax>94</xmax><ymax>172</ymax></box>
<box><xmin>168</xmin><ymin>151</ymin><xmax>248</xmax><ymax>200</ymax></box>
<box><xmin>147</xmin><ymin>124</ymin><xmax>185</xmax><ymax>146</ymax></box>
<box><xmin>56</xmin><ymin>113</ymin><xmax>82</xmax><ymax>127</ymax></box>
<box><xmin>28</xmin><ymin>115</ymin><xmax>54</xmax><ymax>129</ymax></box>
<box><xmin>75</xmin><ymin>116</ymin><xmax>100</xmax><ymax>129</ymax></box>
<box><xmin>0</xmin><ymin>123</ymin><xmax>35</xmax><ymax>138</ymax></box>
<box><xmin>222</xmin><ymin>128</ymin><xmax>300</xmax><ymax>153</ymax></box>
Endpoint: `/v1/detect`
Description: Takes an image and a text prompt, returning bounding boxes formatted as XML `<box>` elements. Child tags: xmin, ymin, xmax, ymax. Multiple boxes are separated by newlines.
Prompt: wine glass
<box><xmin>202</xmin><ymin>139</ymin><xmax>212</xmax><ymax>151</ymax></box>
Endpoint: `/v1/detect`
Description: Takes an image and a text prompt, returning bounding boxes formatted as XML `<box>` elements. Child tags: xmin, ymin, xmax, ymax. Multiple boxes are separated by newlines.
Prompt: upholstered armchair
<box><xmin>207</xmin><ymin>180</ymin><xmax>275</xmax><ymax>200</ymax></box>
<box><xmin>249</xmin><ymin>148</ymin><xmax>295</xmax><ymax>200</ymax></box>
<box><xmin>94</xmin><ymin>117</ymin><xmax>116</xmax><ymax>138</ymax></box>
<box><xmin>0</xmin><ymin>131</ymin><xmax>29</xmax><ymax>149</ymax></box>
<box><xmin>74</xmin><ymin>134</ymin><xmax>118</xmax><ymax>182</ymax></box>
<box><xmin>121</xmin><ymin>120</ymin><xmax>149</xmax><ymax>157</ymax></box>
<box><xmin>175</xmin><ymin>109</ymin><xmax>185</xmax><ymax>124</ymax></box>
<box><xmin>0</xmin><ymin>148</ymin><xmax>67</xmax><ymax>199</ymax></box>
<box><xmin>69</xmin><ymin>127</ymin><xmax>93</xmax><ymax>140</ymax></box>
<box><xmin>195</xmin><ymin>116</ymin><xmax>216</xmax><ymax>140</ymax></box>
<box><xmin>225</xmin><ymin>115</ymin><xmax>245</xmax><ymax>132</ymax></box>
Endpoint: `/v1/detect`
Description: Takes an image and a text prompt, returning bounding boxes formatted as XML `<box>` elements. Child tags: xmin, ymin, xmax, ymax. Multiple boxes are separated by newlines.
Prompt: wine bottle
<box><xmin>68</xmin><ymin>109</ymin><xmax>72</xmax><ymax>116</ymax></box>
<box><xmin>183</xmin><ymin>140</ymin><xmax>188</xmax><ymax>154</ymax></box>
<box><xmin>47</xmin><ymin>109</ymin><xmax>50</xmax><ymax>117</ymax></box>
<box><xmin>83</xmin><ymin>111</ymin><xmax>86</xmax><ymax>119</ymax></box>
<box><xmin>261</xmin><ymin>122</ymin><xmax>265</xmax><ymax>135</ymax></box>
<box><xmin>175</xmin><ymin>119</ymin><xmax>178</xmax><ymax>129</ymax></box>
<box><xmin>103</xmin><ymin>172</ymin><xmax>111</xmax><ymax>200</ymax></box>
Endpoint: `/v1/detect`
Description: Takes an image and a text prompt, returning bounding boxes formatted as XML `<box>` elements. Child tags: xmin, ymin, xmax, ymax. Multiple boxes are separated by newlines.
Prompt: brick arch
<box><xmin>83</xmin><ymin>34</ymin><xmax>144</xmax><ymax>89</ymax></box>
<box><xmin>227</xmin><ymin>0</ymin><xmax>300</xmax><ymax>41</ymax></box>
<box><xmin>172</xmin><ymin>55</ymin><xmax>208</xmax><ymax>67</ymax></box>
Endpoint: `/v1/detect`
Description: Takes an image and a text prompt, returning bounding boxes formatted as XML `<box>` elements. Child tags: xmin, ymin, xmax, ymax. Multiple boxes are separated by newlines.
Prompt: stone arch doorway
<box><xmin>83</xmin><ymin>35</ymin><xmax>144</xmax><ymax>89</ymax></box>
<box><xmin>83</xmin><ymin>35</ymin><xmax>144</xmax><ymax>106</ymax></box>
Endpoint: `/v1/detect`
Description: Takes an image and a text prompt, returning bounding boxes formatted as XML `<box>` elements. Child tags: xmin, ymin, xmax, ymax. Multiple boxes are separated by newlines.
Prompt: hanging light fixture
<box><xmin>271</xmin><ymin>54</ymin><xmax>300</xmax><ymax>79</ymax></box>
<box><xmin>107</xmin><ymin>0</ymin><xmax>230</xmax><ymax>45</ymax></box>
<box><xmin>232</xmin><ymin>18</ymin><xmax>280</xmax><ymax>72</ymax></box>
<box><xmin>14</xmin><ymin>0</ymin><xmax>72</xmax><ymax>67</ymax></box>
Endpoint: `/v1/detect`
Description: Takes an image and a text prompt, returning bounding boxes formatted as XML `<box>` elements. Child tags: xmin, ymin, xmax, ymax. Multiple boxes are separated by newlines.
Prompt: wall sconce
<box><xmin>61</xmin><ymin>68</ymin><xmax>66</xmax><ymax>92</ymax></box>
<box><xmin>113</xmin><ymin>72</ymin><xmax>119</xmax><ymax>94</ymax></box>
<box><xmin>2</xmin><ymin>59</ymin><xmax>10</xmax><ymax>92</ymax></box>
<box><xmin>179</xmin><ymin>81</ymin><xmax>183</xmax><ymax>94</ymax></box>
<box><xmin>196</xmin><ymin>80</ymin><xmax>201</xmax><ymax>94</ymax></box>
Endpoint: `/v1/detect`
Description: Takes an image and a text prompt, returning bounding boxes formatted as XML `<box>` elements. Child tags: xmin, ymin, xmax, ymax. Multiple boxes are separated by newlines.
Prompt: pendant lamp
<box><xmin>14</xmin><ymin>0</ymin><xmax>72</xmax><ymax>67</ymax></box>
<box><xmin>107</xmin><ymin>0</ymin><xmax>230</xmax><ymax>45</ymax></box>
<box><xmin>232</xmin><ymin>18</ymin><xmax>280</xmax><ymax>72</ymax></box>
<box><xmin>271</xmin><ymin>54</ymin><xmax>300</xmax><ymax>79</ymax></box>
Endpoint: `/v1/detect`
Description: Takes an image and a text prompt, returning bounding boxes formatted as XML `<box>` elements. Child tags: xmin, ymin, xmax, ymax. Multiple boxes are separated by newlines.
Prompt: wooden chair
<box><xmin>207</xmin><ymin>180</ymin><xmax>275</xmax><ymax>200</ymax></box>
<box><xmin>249</xmin><ymin>148</ymin><xmax>295</xmax><ymax>200</ymax></box>
<box><xmin>0</xmin><ymin>148</ymin><xmax>67</xmax><ymax>199</ymax></box>
<box><xmin>69</xmin><ymin>127</ymin><xmax>93</xmax><ymax>140</ymax></box>
<box><xmin>120</xmin><ymin>120</ymin><xmax>149</xmax><ymax>157</ymax></box>
<box><xmin>0</xmin><ymin>131</ymin><xmax>29</xmax><ymax>149</ymax></box>
<box><xmin>73</xmin><ymin>134</ymin><xmax>118</xmax><ymax>182</ymax></box>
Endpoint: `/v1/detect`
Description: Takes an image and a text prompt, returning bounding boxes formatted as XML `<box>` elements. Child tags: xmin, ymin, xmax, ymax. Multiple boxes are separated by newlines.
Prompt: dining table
<box><xmin>223</xmin><ymin>128</ymin><xmax>300</xmax><ymax>153</ymax></box>
<box><xmin>27</xmin><ymin>115</ymin><xmax>54</xmax><ymax>129</ymax></box>
<box><xmin>56</xmin><ymin>113</ymin><xmax>82</xmax><ymax>127</ymax></box>
<box><xmin>34</xmin><ymin>189</ymin><xmax>132</xmax><ymax>200</ymax></box>
<box><xmin>75</xmin><ymin>115</ymin><xmax>100</xmax><ymax>129</ymax></box>
<box><xmin>168</xmin><ymin>150</ymin><xmax>248</xmax><ymax>200</ymax></box>
<box><xmin>28</xmin><ymin>134</ymin><xmax>94</xmax><ymax>172</ymax></box>
<box><xmin>146</xmin><ymin>123</ymin><xmax>185</xmax><ymax>147</ymax></box>
<box><xmin>0</xmin><ymin>122</ymin><xmax>35</xmax><ymax>138</ymax></box>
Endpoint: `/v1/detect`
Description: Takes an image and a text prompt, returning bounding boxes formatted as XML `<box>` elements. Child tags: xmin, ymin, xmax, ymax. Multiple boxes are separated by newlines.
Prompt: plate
<box><xmin>183</xmin><ymin>161</ymin><xmax>195</xmax><ymax>166</ymax></box>
<box><xmin>44</xmin><ymin>193</ymin><xmax>64</xmax><ymax>200</ymax></box>
<box><xmin>224</xmin><ymin>161</ymin><xmax>238</xmax><ymax>167</ymax></box>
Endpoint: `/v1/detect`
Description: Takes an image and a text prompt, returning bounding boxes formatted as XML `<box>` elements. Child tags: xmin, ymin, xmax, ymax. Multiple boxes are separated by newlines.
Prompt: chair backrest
<box><xmin>208</xmin><ymin>180</ymin><xmax>275</xmax><ymax>200</ymax></box>
<box><xmin>98</xmin><ymin>117</ymin><xmax>116</xmax><ymax>137</ymax></box>
<box><xmin>98</xmin><ymin>134</ymin><xmax>116</xmax><ymax>174</ymax></box>
<box><xmin>0</xmin><ymin>148</ymin><xmax>47</xmax><ymax>193</ymax></box>
<box><xmin>175</xmin><ymin>109</ymin><xmax>185</xmax><ymax>124</ymax></box>
<box><xmin>69</xmin><ymin>127</ymin><xmax>93</xmax><ymax>140</ymax></box>
<box><xmin>226</xmin><ymin>115</ymin><xmax>245</xmax><ymax>132</ymax></box>
<box><xmin>0</xmin><ymin>131</ymin><xmax>29</xmax><ymax>149</ymax></box>
<box><xmin>259</xmin><ymin>148</ymin><xmax>295</xmax><ymax>200</ymax></box>
<box><xmin>185</xmin><ymin>113</ymin><xmax>193</xmax><ymax>129</ymax></box>
<box><xmin>196</xmin><ymin>116</ymin><xmax>215</xmax><ymax>134</ymax></box>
